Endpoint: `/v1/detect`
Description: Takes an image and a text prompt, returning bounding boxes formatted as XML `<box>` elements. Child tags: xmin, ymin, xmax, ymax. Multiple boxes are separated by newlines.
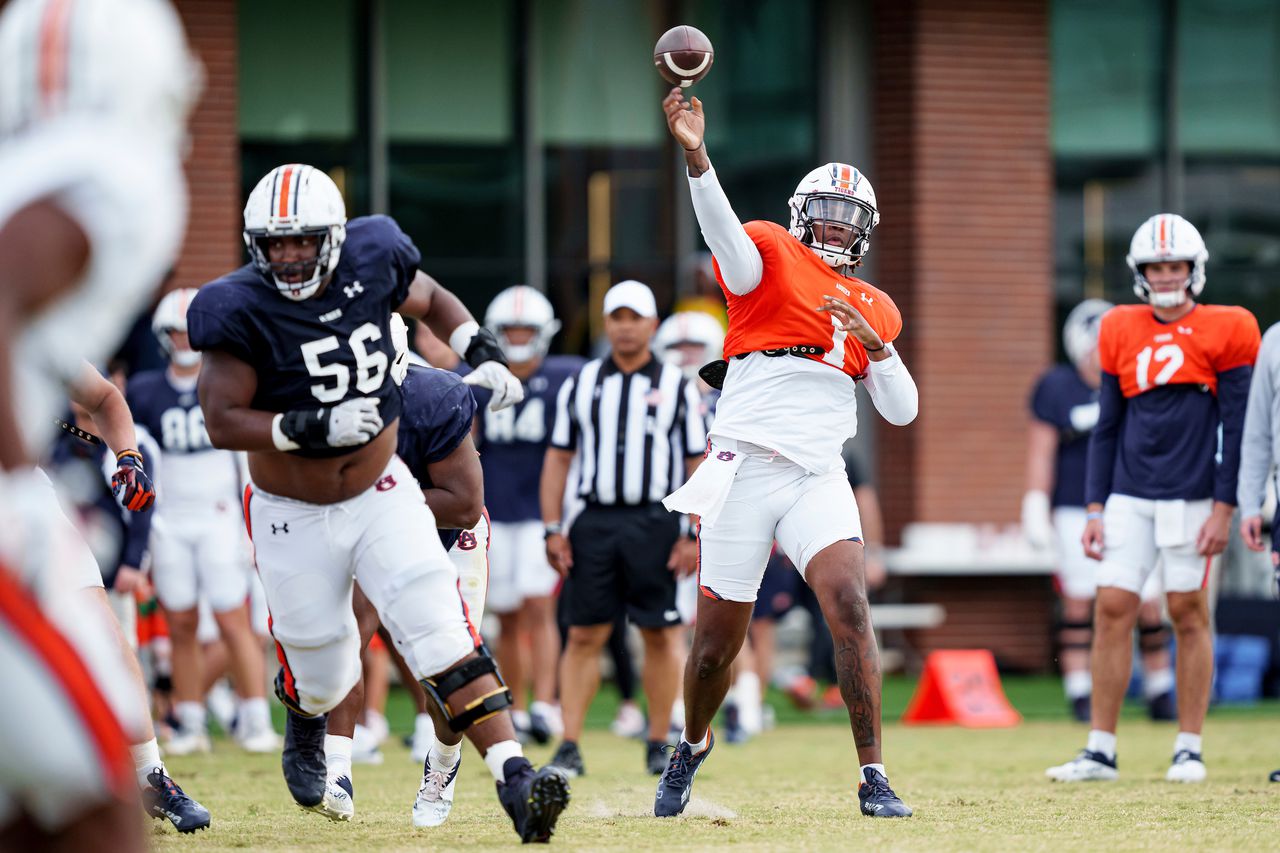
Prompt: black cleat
<box><xmin>547</xmin><ymin>740</ymin><xmax>585</xmax><ymax>777</ymax></box>
<box><xmin>497</xmin><ymin>758</ymin><xmax>571</xmax><ymax>843</ymax></box>
<box><xmin>1147</xmin><ymin>690</ymin><xmax>1177</xmax><ymax>722</ymax></box>
<box><xmin>526</xmin><ymin>711</ymin><xmax>553</xmax><ymax>746</ymax></box>
<box><xmin>143</xmin><ymin>769</ymin><xmax>211</xmax><ymax>833</ymax></box>
<box><xmin>858</xmin><ymin>768</ymin><xmax>912</xmax><ymax>817</ymax></box>
<box><xmin>1070</xmin><ymin>695</ymin><xmax>1091</xmax><ymax>723</ymax></box>
<box><xmin>282</xmin><ymin>708</ymin><xmax>328</xmax><ymax>808</ymax></box>
<box><xmin>646</xmin><ymin>740</ymin><xmax>669</xmax><ymax>776</ymax></box>
<box><xmin>1269</xmin><ymin>768</ymin><xmax>1280</xmax><ymax>783</ymax></box>
<box><xmin>654</xmin><ymin>732</ymin><xmax>714</xmax><ymax>817</ymax></box>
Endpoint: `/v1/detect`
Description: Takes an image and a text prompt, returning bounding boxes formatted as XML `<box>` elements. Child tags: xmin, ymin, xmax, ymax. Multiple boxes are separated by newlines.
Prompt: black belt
<box><xmin>698</xmin><ymin>345</ymin><xmax>827</xmax><ymax>390</ymax></box>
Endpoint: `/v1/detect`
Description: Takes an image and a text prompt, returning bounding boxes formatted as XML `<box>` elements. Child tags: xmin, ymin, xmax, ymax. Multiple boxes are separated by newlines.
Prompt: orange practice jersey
<box><xmin>1098</xmin><ymin>304</ymin><xmax>1260</xmax><ymax>399</ymax></box>
<box><xmin>713</xmin><ymin>220</ymin><xmax>902</xmax><ymax>380</ymax></box>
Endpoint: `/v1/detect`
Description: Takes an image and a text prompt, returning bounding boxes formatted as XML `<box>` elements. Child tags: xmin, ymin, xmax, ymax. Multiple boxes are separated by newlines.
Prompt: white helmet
<box><xmin>654</xmin><ymin>311</ymin><xmax>725</xmax><ymax>380</ymax></box>
<box><xmin>787</xmin><ymin>163</ymin><xmax>880</xmax><ymax>269</ymax></box>
<box><xmin>485</xmin><ymin>286</ymin><xmax>560</xmax><ymax>364</ymax></box>
<box><xmin>1125</xmin><ymin>213</ymin><xmax>1208</xmax><ymax>308</ymax></box>
<box><xmin>0</xmin><ymin>0</ymin><xmax>201</xmax><ymax>149</ymax></box>
<box><xmin>1062</xmin><ymin>298</ymin><xmax>1112</xmax><ymax>367</ymax></box>
<box><xmin>152</xmin><ymin>287</ymin><xmax>202</xmax><ymax>368</ymax></box>
<box><xmin>243</xmin><ymin>164</ymin><xmax>347</xmax><ymax>301</ymax></box>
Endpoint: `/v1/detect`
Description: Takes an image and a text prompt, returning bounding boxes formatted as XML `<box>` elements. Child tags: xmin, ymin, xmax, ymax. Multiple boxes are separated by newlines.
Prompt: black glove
<box><xmin>112</xmin><ymin>450</ymin><xmax>155</xmax><ymax>512</ymax></box>
<box><xmin>464</xmin><ymin>327</ymin><xmax>509</xmax><ymax>369</ymax></box>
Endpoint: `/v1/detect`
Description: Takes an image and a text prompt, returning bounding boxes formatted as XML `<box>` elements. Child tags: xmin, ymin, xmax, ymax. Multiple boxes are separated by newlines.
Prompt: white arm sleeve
<box><xmin>687</xmin><ymin>167</ymin><xmax>763</xmax><ymax>296</ymax></box>
<box><xmin>862</xmin><ymin>346</ymin><xmax>919</xmax><ymax>426</ymax></box>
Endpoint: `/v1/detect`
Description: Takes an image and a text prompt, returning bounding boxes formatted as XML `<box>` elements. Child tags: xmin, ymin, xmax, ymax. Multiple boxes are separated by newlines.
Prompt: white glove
<box><xmin>388</xmin><ymin>314</ymin><xmax>410</xmax><ymax>386</ymax></box>
<box><xmin>1021</xmin><ymin>489</ymin><xmax>1054</xmax><ymax>551</ymax></box>
<box><xmin>327</xmin><ymin>397</ymin><xmax>384</xmax><ymax>447</ymax></box>
<box><xmin>463</xmin><ymin>361</ymin><xmax>525</xmax><ymax>411</ymax></box>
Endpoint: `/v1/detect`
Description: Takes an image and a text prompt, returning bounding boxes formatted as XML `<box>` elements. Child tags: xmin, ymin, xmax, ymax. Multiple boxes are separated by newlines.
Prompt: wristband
<box><xmin>448</xmin><ymin>321</ymin><xmax>481</xmax><ymax>359</ymax></box>
<box><xmin>1085</xmin><ymin>512</ymin><xmax>1103</xmax><ymax>521</ymax></box>
<box><xmin>116</xmin><ymin>449</ymin><xmax>144</xmax><ymax>467</ymax></box>
<box><xmin>544</xmin><ymin>522</ymin><xmax>563</xmax><ymax>540</ymax></box>
<box><xmin>463</xmin><ymin>326</ymin><xmax>510</xmax><ymax>369</ymax></box>
<box><xmin>863</xmin><ymin>342</ymin><xmax>885</xmax><ymax>353</ymax></box>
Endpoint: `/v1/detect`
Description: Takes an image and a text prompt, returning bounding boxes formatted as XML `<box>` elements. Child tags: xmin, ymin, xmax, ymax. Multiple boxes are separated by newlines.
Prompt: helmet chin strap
<box><xmin>172</xmin><ymin>350</ymin><xmax>202</xmax><ymax>368</ymax></box>
<box><xmin>1148</xmin><ymin>284</ymin><xmax>1189</xmax><ymax>308</ymax></box>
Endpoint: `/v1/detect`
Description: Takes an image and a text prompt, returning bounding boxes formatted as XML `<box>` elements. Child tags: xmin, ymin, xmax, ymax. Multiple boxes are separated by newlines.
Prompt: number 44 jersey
<box><xmin>187</xmin><ymin>216</ymin><xmax>418</xmax><ymax>458</ymax></box>
<box><xmin>1090</xmin><ymin>303</ymin><xmax>1260</xmax><ymax>504</ymax></box>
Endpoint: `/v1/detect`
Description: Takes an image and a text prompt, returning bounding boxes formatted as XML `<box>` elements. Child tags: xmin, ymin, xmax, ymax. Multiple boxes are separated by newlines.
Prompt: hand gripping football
<box><xmin>654</xmin><ymin>25</ymin><xmax>714</xmax><ymax>86</ymax></box>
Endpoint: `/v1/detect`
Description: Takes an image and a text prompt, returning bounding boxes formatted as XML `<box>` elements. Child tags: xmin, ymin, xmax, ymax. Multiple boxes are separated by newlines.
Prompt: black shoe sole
<box><xmin>147</xmin><ymin>809</ymin><xmax>211</xmax><ymax>833</ymax></box>
<box><xmin>860</xmin><ymin>804</ymin><xmax>913</xmax><ymax>818</ymax></box>
<box><xmin>520</xmin><ymin>769</ymin><xmax>571</xmax><ymax>843</ymax></box>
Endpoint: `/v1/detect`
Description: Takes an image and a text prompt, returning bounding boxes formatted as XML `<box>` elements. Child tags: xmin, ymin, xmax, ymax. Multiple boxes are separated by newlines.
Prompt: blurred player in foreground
<box><xmin>659</xmin><ymin>88</ymin><xmax>918</xmax><ymax>818</ymax></box>
<box><xmin>1047</xmin><ymin>214</ymin><xmax>1259</xmax><ymax>784</ymax></box>
<box><xmin>0</xmin><ymin>0</ymin><xmax>206</xmax><ymax>846</ymax></box>
<box><xmin>190</xmin><ymin>164</ymin><xmax>569</xmax><ymax>842</ymax></box>
<box><xmin>1024</xmin><ymin>299</ymin><xmax>1176</xmax><ymax>723</ymax></box>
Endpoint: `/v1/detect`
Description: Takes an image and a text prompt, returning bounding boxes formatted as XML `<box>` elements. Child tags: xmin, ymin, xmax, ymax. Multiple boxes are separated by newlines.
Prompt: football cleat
<box><xmin>610</xmin><ymin>702</ymin><xmax>646</xmax><ymax>739</ymax></box>
<box><xmin>316</xmin><ymin>775</ymin><xmax>354</xmax><ymax>821</ymax></box>
<box><xmin>857</xmin><ymin>768</ymin><xmax>913</xmax><ymax>818</ymax></box>
<box><xmin>164</xmin><ymin>728</ymin><xmax>211</xmax><ymax>756</ymax></box>
<box><xmin>1070</xmin><ymin>695</ymin><xmax>1091</xmax><ymax>724</ymax></box>
<box><xmin>646</xmin><ymin>740</ymin><xmax>670</xmax><ymax>775</ymax></box>
<box><xmin>722</xmin><ymin>701</ymin><xmax>748</xmax><ymax>744</ymax></box>
<box><xmin>497</xmin><ymin>759</ymin><xmax>571</xmax><ymax>844</ymax></box>
<box><xmin>412</xmin><ymin>753</ymin><xmax>461</xmax><ymax>828</ymax></box>
<box><xmin>352</xmin><ymin>723</ymin><xmax>384</xmax><ymax>765</ymax></box>
<box><xmin>143</xmin><ymin>769</ymin><xmax>211</xmax><ymax>833</ymax></box>
<box><xmin>282</xmin><ymin>708</ymin><xmax>328</xmax><ymax>808</ymax></box>
<box><xmin>654</xmin><ymin>732</ymin><xmax>714</xmax><ymax>817</ymax></box>
<box><xmin>547</xmin><ymin>741</ymin><xmax>585</xmax><ymax>778</ymax></box>
<box><xmin>1046</xmin><ymin>749</ymin><xmax>1118</xmax><ymax>782</ymax></box>
<box><xmin>236</xmin><ymin>717</ymin><xmax>281</xmax><ymax>754</ymax></box>
<box><xmin>525</xmin><ymin>711</ymin><xmax>553</xmax><ymax>746</ymax></box>
<box><xmin>1166</xmin><ymin>750</ymin><xmax>1206</xmax><ymax>783</ymax></box>
<box><xmin>1269</xmin><ymin>768</ymin><xmax>1280</xmax><ymax>782</ymax></box>
<box><xmin>1147</xmin><ymin>690</ymin><xmax>1177</xmax><ymax>722</ymax></box>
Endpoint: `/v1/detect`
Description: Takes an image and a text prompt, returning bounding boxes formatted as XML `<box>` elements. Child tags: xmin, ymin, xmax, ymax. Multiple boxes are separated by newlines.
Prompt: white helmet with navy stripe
<box><xmin>152</xmin><ymin>287</ymin><xmax>201</xmax><ymax>367</ymax></box>
<box><xmin>1126</xmin><ymin>213</ymin><xmax>1208</xmax><ymax>308</ymax></box>
<box><xmin>0</xmin><ymin>0</ymin><xmax>201</xmax><ymax>148</ymax></box>
<box><xmin>1062</xmin><ymin>298</ymin><xmax>1112</xmax><ymax>368</ymax></box>
<box><xmin>484</xmin><ymin>285</ymin><xmax>560</xmax><ymax>364</ymax></box>
<box><xmin>787</xmin><ymin>163</ymin><xmax>880</xmax><ymax>270</ymax></box>
<box><xmin>243</xmin><ymin>164</ymin><xmax>347</xmax><ymax>301</ymax></box>
<box><xmin>654</xmin><ymin>311</ymin><xmax>724</xmax><ymax>380</ymax></box>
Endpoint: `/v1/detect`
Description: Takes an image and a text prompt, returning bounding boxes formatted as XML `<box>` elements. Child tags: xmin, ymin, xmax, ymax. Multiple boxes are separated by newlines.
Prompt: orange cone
<box><xmin>901</xmin><ymin>650</ymin><xmax>1021</xmax><ymax>727</ymax></box>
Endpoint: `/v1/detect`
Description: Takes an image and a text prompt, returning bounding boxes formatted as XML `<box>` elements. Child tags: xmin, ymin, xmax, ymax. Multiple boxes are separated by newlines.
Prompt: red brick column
<box><xmin>172</xmin><ymin>0</ymin><xmax>241</xmax><ymax>291</ymax></box>
<box><xmin>873</xmin><ymin>0</ymin><xmax>1053</xmax><ymax>540</ymax></box>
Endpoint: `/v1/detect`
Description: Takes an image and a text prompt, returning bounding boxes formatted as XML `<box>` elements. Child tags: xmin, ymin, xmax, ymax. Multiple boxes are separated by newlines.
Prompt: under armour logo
<box><xmin>1177</xmin><ymin>326</ymin><xmax>1194</xmax><ymax>335</ymax></box>
<box><xmin>343</xmin><ymin>281</ymin><xmax>364</xmax><ymax>299</ymax></box>
<box><xmin>716</xmin><ymin>450</ymin><xmax>736</xmax><ymax>462</ymax></box>
<box><xmin>271</xmin><ymin>523</ymin><xmax>289</xmax><ymax>535</ymax></box>
<box><xmin>375</xmin><ymin>474</ymin><xmax>396</xmax><ymax>492</ymax></box>
<box><xmin>458</xmin><ymin>531</ymin><xmax>478</xmax><ymax>551</ymax></box>
<box><xmin>861</xmin><ymin>292</ymin><xmax>874</xmax><ymax>305</ymax></box>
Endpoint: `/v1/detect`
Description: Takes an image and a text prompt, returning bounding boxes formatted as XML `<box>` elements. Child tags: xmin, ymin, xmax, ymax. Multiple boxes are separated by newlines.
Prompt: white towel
<box><xmin>662</xmin><ymin>439</ymin><xmax>747</xmax><ymax>529</ymax></box>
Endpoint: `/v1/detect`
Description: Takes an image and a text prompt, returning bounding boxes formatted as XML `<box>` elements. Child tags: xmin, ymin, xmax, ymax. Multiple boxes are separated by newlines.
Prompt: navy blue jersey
<box><xmin>187</xmin><ymin>216</ymin><xmax>419</xmax><ymax>458</ymax></box>
<box><xmin>126</xmin><ymin>369</ymin><xmax>210</xmax><ymax>455</ymax></box>
<box><xmin>462</xmin><ymin>354</ymin><xmax>584</xmax><ymax>523</ymax></box>
<box><xmin>397</xmin><ymin>363</ymin><xmax>477</xmax><ymax>550</ymax></box>
<box><xmin>1030</xmin><ymin>364</ymin><xmax>1099</xmax><ymax>508</ymax></box>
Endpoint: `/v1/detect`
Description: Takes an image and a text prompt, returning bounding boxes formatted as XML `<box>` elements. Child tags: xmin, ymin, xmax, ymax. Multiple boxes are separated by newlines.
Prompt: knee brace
<box><xmin>420</xmin><ymin>644</ymin><xmax>513</xmax><ymax>733</ymax></box>
<box><xmin>1138</xmin><ymin>622</ymin><xmax>1170</xmax><ymax>653</ymax></box>
<box><xmin>1056</xmin><ymin>619</ymin><xmax>1093</xmax><ymax>651</ymax></box>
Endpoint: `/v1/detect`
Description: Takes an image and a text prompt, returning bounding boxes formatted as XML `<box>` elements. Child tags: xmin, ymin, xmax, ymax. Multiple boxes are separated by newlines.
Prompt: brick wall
<box><xmin>874</xmin><ymin>0</ymin><xmax>1054</xmax><ymax>539</ymax></box>
<box><xmin>172</xmin><ymin>0</ymin><xmax>241</xmax><ymax>291</ymax></box>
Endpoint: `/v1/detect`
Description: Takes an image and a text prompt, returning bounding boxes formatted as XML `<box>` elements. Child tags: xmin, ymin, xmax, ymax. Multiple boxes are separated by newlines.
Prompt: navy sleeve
<box><xmin>1214</xmin><ymin>364</ymin><xmax>1253</xmax><ymax>506</ymax></box>
<box><xmin>368</xmin><ymin>215</ymin><xmax>421</xmax><ymax>307</ymax></box>
<box><xmin>187</xmin><ymin>287</ymin><xmax>255</xmax><ymax>363</ymax></box>
<box><xmin>1085</xmin><ymin>371</ymin><xmax>1126</xmax><ymax>506</ymax></box>
<box><xmin>421</xmin><ymin>381</ymin><xmax>477</xmax><ymax>464</ymax></box>
<box><xmin>1030</xmin><ymin>371</ymin><xmax>1056</xmax><ymax>425</ymax></box>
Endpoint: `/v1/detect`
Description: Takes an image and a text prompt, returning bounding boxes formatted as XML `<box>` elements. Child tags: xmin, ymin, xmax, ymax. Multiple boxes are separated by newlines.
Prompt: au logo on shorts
<box><xmin>375</xmin><ymin>475</ymin><xmax>397</xmax><ymax>492</ymax></box>
<box><xmin>458</xmin><ymin>531</ymin><xmax>478</xmax><ymax>551</ymax></box>
<box><xmin>716</xmin><ymin>450</ymin><xmax>736</xmax><ymax>462</ymax></box>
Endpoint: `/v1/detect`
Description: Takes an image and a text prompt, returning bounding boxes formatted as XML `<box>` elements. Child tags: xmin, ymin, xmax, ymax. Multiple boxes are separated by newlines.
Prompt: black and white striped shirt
<box><xmin>551</xmin><ymin>356</ymin><xmax>707</xmax><ymax>506</ymax></box>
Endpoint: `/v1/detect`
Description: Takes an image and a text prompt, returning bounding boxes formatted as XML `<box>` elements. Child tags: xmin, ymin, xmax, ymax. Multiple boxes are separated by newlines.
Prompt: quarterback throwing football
<box><xmin>657</xmin><ymin>88</ymin><xmax>918</xmax><ymax>818</ymax></box>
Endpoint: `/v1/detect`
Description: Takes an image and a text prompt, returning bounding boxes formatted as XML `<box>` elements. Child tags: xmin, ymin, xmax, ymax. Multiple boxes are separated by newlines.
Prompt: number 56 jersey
<box><xmin>1089</xmin><ymin>303</ymin><xmax>1260</xmax><ymax>504</ymax></box>
<box><xmin>187</xmin><ymin>215</ymin><xmax>419</xmax><ymax>458</ymax></box>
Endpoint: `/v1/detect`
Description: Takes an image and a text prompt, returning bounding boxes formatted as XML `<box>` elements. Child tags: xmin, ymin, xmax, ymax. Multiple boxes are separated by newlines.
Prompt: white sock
<box><xmin>130</xmin><ymin>739</ymin><xmax>166</xmax><ymax>788</ymax></box>
<box><xmin>175</xmin><ymin>701</ymin><xmax>206</xmax><ymax>734</ymax></box>
<box><xmin>1144</xmin><ymin>667</ymin><xmax>1175</xmax><ymax>700</ymax></box>
<box><xmin>530</xmin><ymin>700</ymin><xmax>555</xmax><ymax>718</ymax></box>
<box><xmin>429</xmin><ymin>738</ymin><xmax>462</xmax><ymax>771</ymax></box>
<box><xmin>736</xmin><ymin>671</ymin><xmax>763</xmax><ymax>734</ymax></box>
<box><xmin>239</xmin><ymin>697</ymin><xmax>271</xmax><ymax>732</ymax></box>
<box><xmin>482</xmin><ymin>739</ymin><xmax>525</xmax><ymax>782</ymax></box>
<box><xmin>414</xmin><ymin>713</ymin><xmax>435</xmax><ymax>739</ymax></box>
<box><xmin>365</xmin><ymin>708</ymin><xmax>388</xmax><ymax>743</ymax></box>
<box><xmin>1064</xmin><ymin>670</ymin><xmax>1092</xmax><ymax>700</ymax></box>
<box><xmin>1086</xmin><ymin>729</ymin><xmax>1117</xmax><ymax>760</ymax></box>
<box><xmin>511</xmin><ymin>708</ymin><xmax>531</xmax><ymax>730</ymax></box>
<box><xmin>325</xmin><ymin>735</ymin><xmax>353</xmax><ymax>780</ymax></box>
<box><xmin>680</xmin><ymin>728</ymin><xmax>710</xmax><ymax>752</ymax></box>
<box><xmin>1174</xmin><ymin>732</ymin><xmax>1202</xmax><ymax>756</ymax></box>
<box><xmin>860</xmin><ymin>763</ymin><xmax>886</xmax><ymax>783</ymax></box>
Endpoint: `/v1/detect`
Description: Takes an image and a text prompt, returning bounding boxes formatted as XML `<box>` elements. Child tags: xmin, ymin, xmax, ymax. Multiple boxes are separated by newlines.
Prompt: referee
<box><xmin>541</xmin><ymin>280</ymin><xmax>706</xmax><ymax>778</ymax></box>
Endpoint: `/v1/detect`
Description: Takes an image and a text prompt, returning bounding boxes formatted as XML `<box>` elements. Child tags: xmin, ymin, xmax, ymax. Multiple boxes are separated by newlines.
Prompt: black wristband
<box><xmin>464</xmin><ymin>327</ymin><xmax>509</xmax><ymax>369</ymax></box>
<box><xmin>280</xmin><ymin>407</ymin><xmax>330</xmax><ymax>450</ymax></box>
<box><xmin>863</xmin><ymin>342</ymin><xmax>885</xmax><ymax>353</ymax></box>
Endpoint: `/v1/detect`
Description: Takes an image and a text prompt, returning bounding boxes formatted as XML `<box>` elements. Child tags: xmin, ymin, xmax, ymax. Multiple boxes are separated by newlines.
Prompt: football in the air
<box><xmin>653</xmin><ymin>25</ymin><xmax>714</xmax><ymax>87</ymax></box>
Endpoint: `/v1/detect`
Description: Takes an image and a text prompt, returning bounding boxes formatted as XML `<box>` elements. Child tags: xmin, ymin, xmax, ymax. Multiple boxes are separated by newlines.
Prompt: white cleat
<box><xmin>235</xmin><ymin>724</ymin><xmax>281</xmax><ymax>754</ymax></box>
<box><xmin>315</xmin><ymin>775</ymin><xmax>354</xmax><ymax>821</ymax></box>
<box><xmin>1046</xmin><ymin>749</ymin><xmax>1118</xmax><ymax>782</ymax></box>
<box><xmin>352</xmin><ymin>723</ymin><xmax>385</xmax><ymax>765</ymax></box>
<box><xmin>410</xmin><ymin>716</ymin><xmax>435</xmax><ymax>764</ymax></box>
<box><xmin>1166</xmin><ymin>750</ymin><xmax>1206</xmax><ymax>783</ymax></box>
<box><xmin>412</xmin><ymin>756</ymin><xmax>460</xmax><ymax>828</ymax></box>
<box><xmin>164</xmin><ymin>729</ymin><xmax>211</xmax><ymax>756</ymax></box>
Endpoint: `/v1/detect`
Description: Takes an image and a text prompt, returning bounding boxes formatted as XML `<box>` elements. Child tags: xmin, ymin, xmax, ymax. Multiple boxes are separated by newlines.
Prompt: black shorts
<box><xmin>564</xmin><ymin>504</ymin><xmax>681</xmax><ymax>628</ymax></box>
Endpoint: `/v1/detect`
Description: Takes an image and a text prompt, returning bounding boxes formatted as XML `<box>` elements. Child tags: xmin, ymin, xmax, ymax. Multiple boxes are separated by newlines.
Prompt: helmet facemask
<box><xmin>245</xmin><ymin>225</ymin><xmax>344</xmax><ymax>301</ymax></box>
<box><xmin>1133</xmin><ymin>261</ymin><xmax>1200</xmax><ymax>309</ymax></box>
<box><xmin>792</xmin><ymin>195</ymin><xmax>876</xmax><ymax>269</ymax></box>
<box><xmin>495</xmin><ymin>321</ymin><xmax>560</xmax><ymax>364</ymax></box>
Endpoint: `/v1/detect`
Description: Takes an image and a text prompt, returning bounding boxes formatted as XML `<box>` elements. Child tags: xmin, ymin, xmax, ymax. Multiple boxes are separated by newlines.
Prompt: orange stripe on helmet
<box><xmin>277</xmin><ymin>166</ymin><xmax>294</xmax><ymax>218</ymax></box>
<box><xmin>1158</xmin><ymin>215</ymin><xmax>1168</xmax><ymax>249</ymax></box>
<box><xmin>38</xmin><ymin>0</ymin><xmax>74</xmax><ymax>113</ymax></box>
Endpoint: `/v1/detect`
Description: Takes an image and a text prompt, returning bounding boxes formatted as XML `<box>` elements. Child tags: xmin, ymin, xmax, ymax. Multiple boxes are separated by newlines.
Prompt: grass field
<box><xmin>152</xmin><ymin>678</ymin><xmax>1280</xmax><ymax>852</ymax></box>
